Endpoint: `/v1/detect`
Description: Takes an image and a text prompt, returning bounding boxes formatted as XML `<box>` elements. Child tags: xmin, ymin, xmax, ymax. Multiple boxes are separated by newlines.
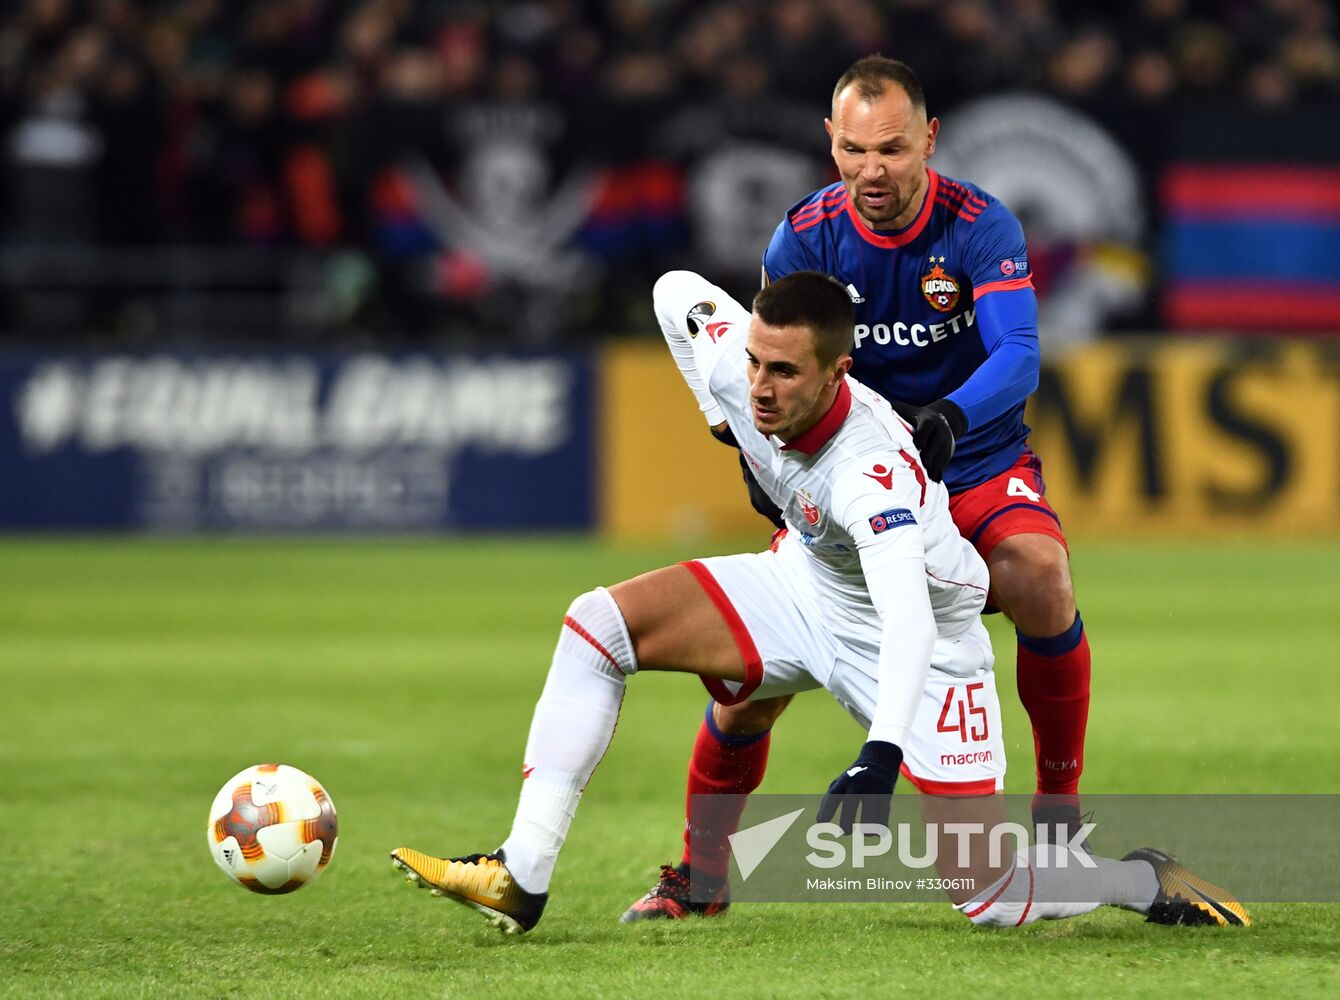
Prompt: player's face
<box><xmin>826</xmin><ymin>84</ymin><xmax>939</xmax><ymax>231</ymax></box>
<box><xmin>745</xmin><ymin>316</ymin><xmax>850</xmax><ymax>442</ymax></box>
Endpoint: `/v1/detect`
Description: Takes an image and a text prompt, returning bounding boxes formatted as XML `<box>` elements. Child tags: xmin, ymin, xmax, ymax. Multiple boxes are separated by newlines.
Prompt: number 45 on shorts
<box><xmin>937</xmin><ymin>682</ymin><xmax>990</xmax><ymax>743</ymax></box>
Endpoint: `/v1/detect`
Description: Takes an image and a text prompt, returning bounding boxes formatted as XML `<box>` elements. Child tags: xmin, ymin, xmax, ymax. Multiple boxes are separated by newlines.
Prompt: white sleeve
<box><xmin>652</xmin><ymin>270</ymin><xmax>748</xmax><ymax>427</ymax></box>
<box><xmin>833</xmin><ymin>464</ymin><xmax>935</xmax><ymax>749</ymax></box>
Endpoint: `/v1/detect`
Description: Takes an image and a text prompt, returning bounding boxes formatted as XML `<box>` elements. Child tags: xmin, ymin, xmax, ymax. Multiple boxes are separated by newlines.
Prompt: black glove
<box><xmin>709</xmin><ymin>423</ymin><xmax>739</xmax><ymax>448</ymax></box>
<box><xmin>889</xmin><ymin>399</ymin><xmax>920</xmax><ymax>424</ymax></box>
<box><xmin>909</xmin><ymin>399</ymin><xmax>967</xmax><ymax>483</ymax></box>
<box><xmin>738</xmin><ymin>452</ymin><xmax>785</xmax><ymax>529</ymax></box>
<box><xmin>710</xmin><ymin>423</ymin><xmax>786</xmax><ymax>530</ymax></box>
<box><xmin>816</xmin><ymin>740</ymin><xmax>903</xmax><ymax>834</ymax></box>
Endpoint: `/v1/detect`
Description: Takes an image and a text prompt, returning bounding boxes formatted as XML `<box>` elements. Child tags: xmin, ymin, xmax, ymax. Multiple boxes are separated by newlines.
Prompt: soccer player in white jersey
<box><xmin>389</xmin><ymin>270</ymin><xmax>1248</xmax><ymax>933</ymax></box>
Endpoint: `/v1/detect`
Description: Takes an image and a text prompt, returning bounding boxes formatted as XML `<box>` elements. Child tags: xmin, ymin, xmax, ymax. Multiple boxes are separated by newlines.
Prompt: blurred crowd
<box><xmin>1</xmin><ymin>0</ymin><xmax>1337</xmax><ymax>340</ymax></box>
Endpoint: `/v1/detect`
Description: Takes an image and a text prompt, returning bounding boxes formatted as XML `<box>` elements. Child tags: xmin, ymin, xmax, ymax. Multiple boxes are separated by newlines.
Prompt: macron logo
<box><xmin>727</xmin><ymin>808</ymin><xmax>805</xmax><ymax>881</ymax></box>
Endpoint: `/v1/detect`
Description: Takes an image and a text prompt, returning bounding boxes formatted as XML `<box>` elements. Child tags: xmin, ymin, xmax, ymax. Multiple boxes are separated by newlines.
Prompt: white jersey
<box><xmin>655</xmin><ymin>270</ymin><xmax>989</xmax><ymax>748</ymax></box>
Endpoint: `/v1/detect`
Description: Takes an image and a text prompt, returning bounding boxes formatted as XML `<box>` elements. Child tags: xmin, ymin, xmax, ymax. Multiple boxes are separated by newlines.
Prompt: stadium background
<box><xmin>1</xmin><ymin>0</ymin><xmax>1338</xmax><ymax>536</ymax></box>
<box><xmin>4</xmin><ymin>4</ymin><xmax>1340</xmax><ymax>996</ymax></box>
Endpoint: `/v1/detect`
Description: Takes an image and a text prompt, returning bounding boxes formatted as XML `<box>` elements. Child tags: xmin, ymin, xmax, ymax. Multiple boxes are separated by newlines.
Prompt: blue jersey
<box><xmin>763</xmin><ymin>170</ymin><xmax>1040</xmax><ymax>491</ymax></box>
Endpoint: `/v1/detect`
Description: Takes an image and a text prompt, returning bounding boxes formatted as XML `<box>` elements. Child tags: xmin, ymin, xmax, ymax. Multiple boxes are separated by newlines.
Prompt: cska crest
<box><xmin>921</xmin><ymin>263</ymin><xmax>960</xmax><ymax>312</ymax></box>
<box><xmin>796</xmin><ymin>487</ymin><xmax>822</xmax><ymax>528</ymax></box>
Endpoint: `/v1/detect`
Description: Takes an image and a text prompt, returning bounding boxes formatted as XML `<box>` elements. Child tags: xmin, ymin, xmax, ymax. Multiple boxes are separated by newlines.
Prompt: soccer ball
<box><xmin>207</xmin><ymin>763</ymin><xmax>338</xmax><ymax>894</ymax></box>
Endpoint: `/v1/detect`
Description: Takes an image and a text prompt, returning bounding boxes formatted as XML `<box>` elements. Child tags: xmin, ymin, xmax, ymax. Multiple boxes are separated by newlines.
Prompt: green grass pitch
<box><xmin>2</xmin><ymin>536</ymin><xmax>1338</xmax><ymax>998</ymax></box>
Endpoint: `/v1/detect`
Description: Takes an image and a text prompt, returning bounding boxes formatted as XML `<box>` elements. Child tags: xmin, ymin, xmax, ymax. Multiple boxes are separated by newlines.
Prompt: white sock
<box><xmin>499</xmin><ymin>588</ymin><xmax>636</xmax><ymax>894</ymax></box>
<box><xmin>1098</xmin><ymin>856</ymin><xmax>1160</xmax><ymax>914</ymax></box>
<box><xmin>957</xmin><ymin>845</ymin><xmax>1155</xmax><ymax>927</ymax></box>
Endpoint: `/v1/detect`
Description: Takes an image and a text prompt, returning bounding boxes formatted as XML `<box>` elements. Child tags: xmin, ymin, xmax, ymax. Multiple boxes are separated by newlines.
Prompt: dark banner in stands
<box><xmin>0</xmin><ymin>351</ymin><xmax>594</xmax><ymax>530</ymax></box>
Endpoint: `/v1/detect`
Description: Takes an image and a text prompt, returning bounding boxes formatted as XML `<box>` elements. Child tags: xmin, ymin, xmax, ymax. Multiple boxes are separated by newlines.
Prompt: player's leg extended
<box><xmin>925</xmin><ymin>790</ymin><xmax>1140</xmax><ymax>926</ymax></box>
<box><xmin>683</xmin><ymin>696</ymin><xmax>791</xmax><ymax>881</ymax></box>
<box><xmin>930</xmin><ymin>791</ymin><xmax>1249</xmax><ymax>928</ymax></box>
<box><xmin>622</xmin><ymin>550</ymin><xmax>829</xmax><ymax>922</ymax></box>
<box><xmin>988</xmin><ymin>532</ymin><xmax>1090</xmax><ymax>815</ymax></box>
<box><xmin>621</xmin><ymin>694</ymin><xmax>792</xmax><ymax>922</ymax></box>
<box><xmin>391</xmin><ymin>565</ymin><xmax>746</xmax><ymax>933</ymax></box>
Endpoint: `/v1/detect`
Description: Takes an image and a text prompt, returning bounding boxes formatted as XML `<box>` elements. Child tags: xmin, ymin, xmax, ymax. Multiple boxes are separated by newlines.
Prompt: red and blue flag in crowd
<box><xmin>1162</xmin><ymin>164</ymin><xmax>1340</xmax><ymax>333</ymax></box>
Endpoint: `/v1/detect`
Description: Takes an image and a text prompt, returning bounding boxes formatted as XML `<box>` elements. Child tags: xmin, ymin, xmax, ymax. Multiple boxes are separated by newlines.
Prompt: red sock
<box><xmin>681</xmin><ymin>704</ymin><xmax>771</xmax><ymax>881</ymax></box>
<box><xmin>1016</xmin><ymin>613</ymin><xmax>1090</xmax><ymax>805</ymax></box>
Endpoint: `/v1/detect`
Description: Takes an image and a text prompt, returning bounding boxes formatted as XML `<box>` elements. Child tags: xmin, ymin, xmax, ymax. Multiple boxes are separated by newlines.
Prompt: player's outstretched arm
<box><xmin>653</xmin><ymin>270</ymin><xmax>743</xmax><ymax>428</ymax></box>
<box><xmin>655</xmin><ymin>270</ymin><xmax>786</xmax><ymax>529</ymax></box>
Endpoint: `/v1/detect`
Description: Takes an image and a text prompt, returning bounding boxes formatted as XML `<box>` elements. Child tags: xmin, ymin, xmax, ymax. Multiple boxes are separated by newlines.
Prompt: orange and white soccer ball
<box><xmin>207</xmin><ymin>763</ymin><xmax>338</xmax><ymax>894</ymax></box>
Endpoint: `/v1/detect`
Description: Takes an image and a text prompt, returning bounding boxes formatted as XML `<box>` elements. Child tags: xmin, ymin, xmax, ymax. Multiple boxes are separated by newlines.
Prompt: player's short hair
<box><xmin>831</xmin><ymin>55</ymin><xmax>926</xmax><ymax>116</ymax></box>
<box><xmin>752</xmin><ymin>271</ymin><xmax>854</xmax><ymax>367</ymax></box>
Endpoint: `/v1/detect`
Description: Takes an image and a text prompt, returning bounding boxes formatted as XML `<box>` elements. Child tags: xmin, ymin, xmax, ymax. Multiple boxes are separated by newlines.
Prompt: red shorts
<box><xmin>948</xmin><ymin>448</ymin><xmax>1068</xmax><ymax>563</ymax></box>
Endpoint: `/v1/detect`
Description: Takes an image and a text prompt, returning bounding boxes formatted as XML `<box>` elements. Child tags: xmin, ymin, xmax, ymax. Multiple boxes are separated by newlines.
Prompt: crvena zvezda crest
<box><xmin>796</xmin><ymin>488</ymin><xmax>822</xmax><ymax>527</ymax></box>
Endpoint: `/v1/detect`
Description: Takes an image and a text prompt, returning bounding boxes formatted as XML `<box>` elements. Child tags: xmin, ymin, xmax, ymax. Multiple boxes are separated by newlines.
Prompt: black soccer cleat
<box><xmin>619</xmin><ymin>862</ymin><xmax>730</xmax><ymax>923</ymax></box>
<box><xmin>1123</xmin><ymin>847</ymin><xmax>1251</xmax><ymax>927</ymax></box>
<box><xmin>1031</xmin><ymin>800</ymin><xmax>1096</xmax><ymax>854</ymax></box>
<box><xmin>390</xmin><ymin>847</ymin><xmax>548</xmax><ymax>934</ymax></box>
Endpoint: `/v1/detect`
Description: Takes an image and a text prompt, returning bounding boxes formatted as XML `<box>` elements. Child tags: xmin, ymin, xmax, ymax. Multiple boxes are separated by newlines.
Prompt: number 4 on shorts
<box><xmin>1007</xmin><ymin>476</ymin><xmax>1041</xmax><ymax>503</ymax></box>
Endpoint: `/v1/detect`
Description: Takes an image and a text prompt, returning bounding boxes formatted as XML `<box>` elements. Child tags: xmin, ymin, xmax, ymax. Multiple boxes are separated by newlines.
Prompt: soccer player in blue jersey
<box><xmin>624</xmin><ymin>56</ymin><xmax>1095</xmax><ymax>921</ymax></box>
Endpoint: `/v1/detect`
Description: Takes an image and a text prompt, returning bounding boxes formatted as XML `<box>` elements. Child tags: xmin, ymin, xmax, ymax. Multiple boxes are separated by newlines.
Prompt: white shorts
<box><xmin>684</xmin><ymin>551</ymin><xmax>1006</xmax><ymax>796</ymax></box>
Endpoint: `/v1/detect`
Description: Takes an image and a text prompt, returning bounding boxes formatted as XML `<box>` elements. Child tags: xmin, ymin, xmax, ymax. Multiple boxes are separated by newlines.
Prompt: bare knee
<box><xmin>988</xmin><ymin>535</ymin><xmax>1076</xmax><ymax>636</ymax></box>
<box><xmin>713</xmin><ymin>694</ymin><xmax>793</xmax><ymax>735</ymax></box>
<box><xmin>608</xmin><ymin>565</ymin><xmax>745</xmax><ymax>679</ymax></box>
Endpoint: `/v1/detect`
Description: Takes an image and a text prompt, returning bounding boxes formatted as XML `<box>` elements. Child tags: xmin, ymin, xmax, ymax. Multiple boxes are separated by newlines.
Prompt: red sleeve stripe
<box><xmin>681</xmin><ymin>560</ymin><xmax>765</xmax><ymax>706</ymax></box>
<box><xmin>937</xmin><ymin>184</ymin><xmax>972</xmax><ymax>203</ymax></box>
<box><xmin>938</xmin><ymin>179</ymin><xmax>989</xmax><ymax>209</ymax></box>
<box><xmin>936</xmin><ymin>186</ymin><xmax>981</xmax><ymax>206</ymax></box>
<box><xmin>790</xmin><ymin>191</ymin><xmax>847</xmax><ymax>226</ymax></box>
<box><xmin>793</xmin><ymin>188</ymin><xmax>846</xmax><ymax>211</ymax></box>
<box><xmin>936</xmin><ymin>191</ymin><xmax>981</xmax><ymax>208</ymax></box>
<box><xmin>793</xmin><ymin>205</ymin><xmax>849</xmax><ymax>233</ymax></box>
<box><xmin>939</xmin><ymin>190</ymin><xmax>983</xmax><ymax>210</ymax></box>
<box><xmin>563</xmin><ymin>615</ymin><xmax>625</xmax><ymax>675</ymax></box>
<box><xmin>973</xmin><ymin>276</ymin><xmax>1034</xmax><ymax>299</ymax></box>
<box><xmin>936</xmin><ymin>199</ymin><xmax>981</xmax><ymax>222</ymax></box>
